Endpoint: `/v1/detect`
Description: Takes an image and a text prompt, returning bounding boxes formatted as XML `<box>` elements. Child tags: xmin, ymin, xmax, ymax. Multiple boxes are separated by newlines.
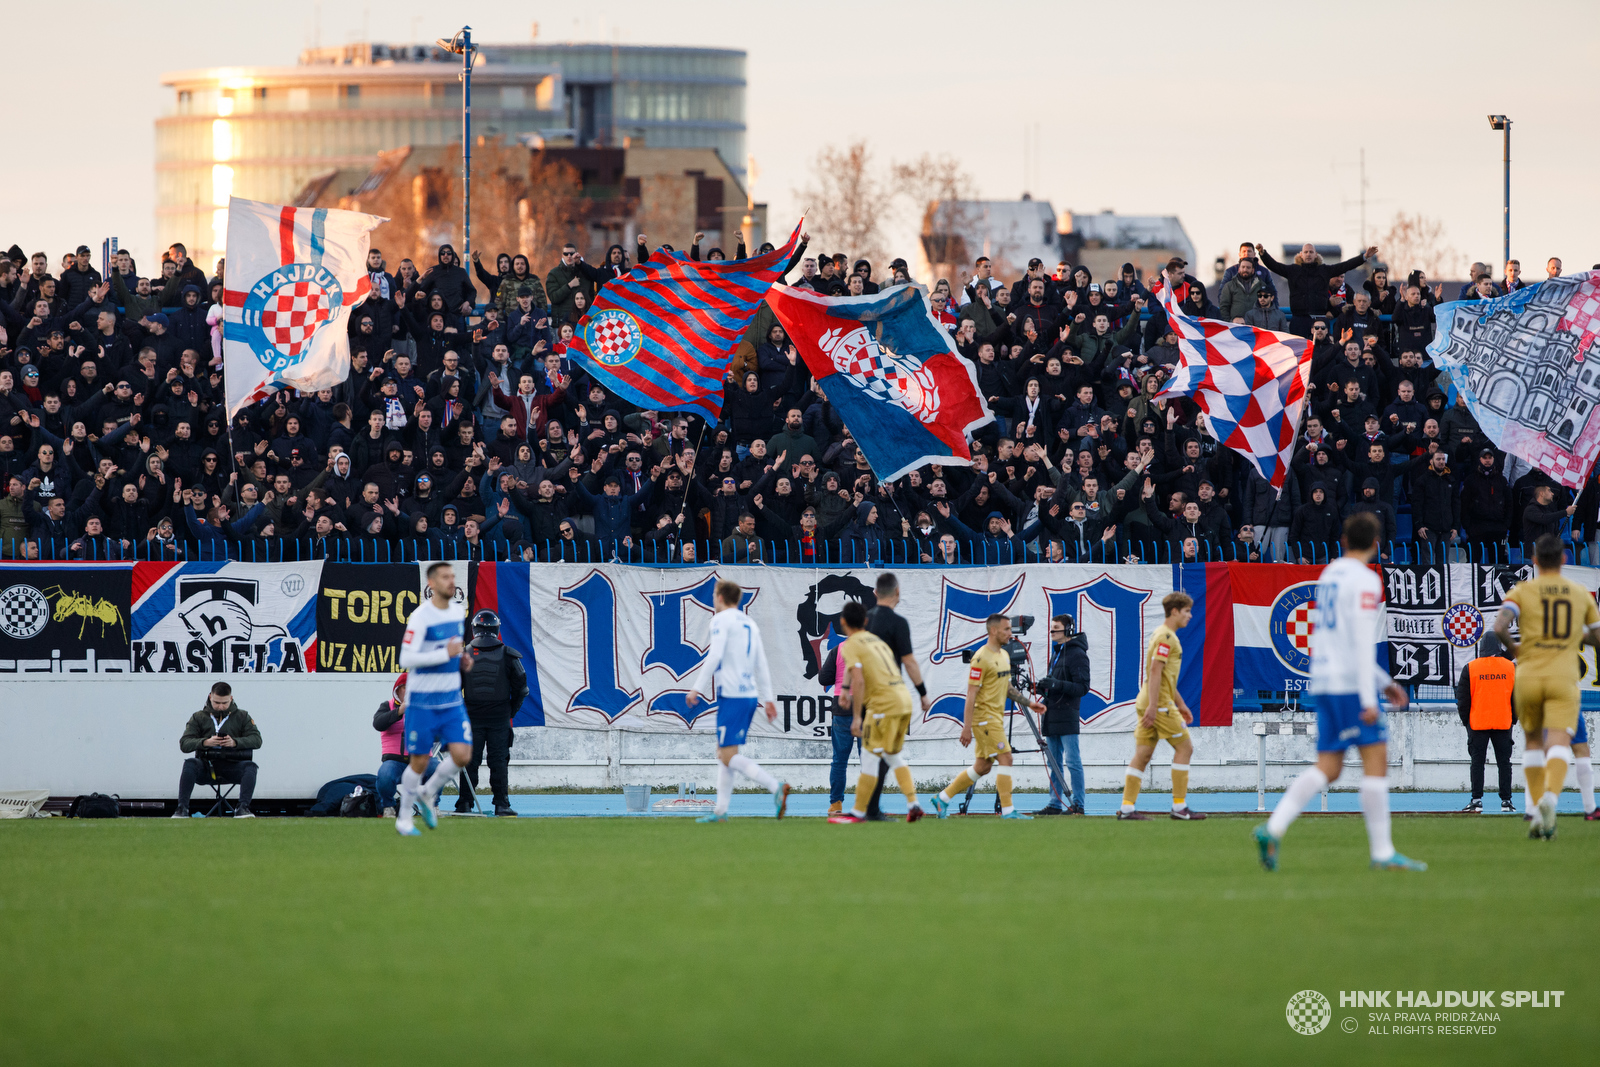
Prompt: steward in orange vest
<box><xmin>1455</xmin><ymin>634</ymin><xmax>1516</xmax><ymax>811</ymax></box>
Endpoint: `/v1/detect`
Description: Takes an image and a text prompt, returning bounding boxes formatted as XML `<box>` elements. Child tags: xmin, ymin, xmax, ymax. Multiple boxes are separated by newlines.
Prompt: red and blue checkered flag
<box><xmin>1151</xmin><ymin>277</ymin><xmax>1311</xmax><ymax>492</ymax></box>
<box><xmin>567</xmin><ymin>221</ymin><xmax>803</xmax><ymax>420</ymax></box>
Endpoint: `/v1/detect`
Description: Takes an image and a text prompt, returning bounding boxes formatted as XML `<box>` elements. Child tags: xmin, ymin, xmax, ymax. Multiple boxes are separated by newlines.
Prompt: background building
<box><xmin>158</xmin><ymin>40</ymin><xmax>747</xmax><ymax>270</ymax></box>
<box><xmin>916</xmin><ymin>199</ymin><xmax>1196</xmax><ymax>289</ymax></box>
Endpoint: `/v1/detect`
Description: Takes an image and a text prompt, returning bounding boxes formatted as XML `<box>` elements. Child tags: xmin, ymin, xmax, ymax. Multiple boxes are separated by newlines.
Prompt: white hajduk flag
<box><xmin>222</xmin><ymin>197</ymin><xmax>386</xmax><ymax>416</ymax></box>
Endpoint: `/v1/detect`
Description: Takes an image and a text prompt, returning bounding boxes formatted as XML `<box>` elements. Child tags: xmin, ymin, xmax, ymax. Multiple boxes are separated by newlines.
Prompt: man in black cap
<box><xmin>1458</xmin><ymin>448</ymin><xmax>1510</xmax><ymax>553</ymax></box>
<box><xmin>59</xmin><ymin>244</ymin><xmax>103</xmax><ymax>308</ymax></box>
<box><xmin>457</xmin><ymin>610</ymin><xmax>528</xmax><ymax>817</ymax></box>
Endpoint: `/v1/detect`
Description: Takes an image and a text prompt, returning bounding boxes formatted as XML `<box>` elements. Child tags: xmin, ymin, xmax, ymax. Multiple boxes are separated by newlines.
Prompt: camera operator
<box><xmin>457</xmin><ymin>610</ymin><xmax>528</xmax><ymax>817</ymax></box>
<box><xmin>1033</xmin><ymin>614</ymin><xmax>1090</xmax><ymax>815</ymax></box>
<box><xmin>174</xmin><ymin>681</ymin><xmax>262</xmax><ymax>819</ymax></box>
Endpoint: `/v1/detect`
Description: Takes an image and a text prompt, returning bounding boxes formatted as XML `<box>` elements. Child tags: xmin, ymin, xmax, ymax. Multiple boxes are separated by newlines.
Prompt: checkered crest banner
<box><xmin>222</xmin><ymin>197</ymin><xmax>387</xmax><ymax>417</ymax></box>
<box><xmin>1151</xmin><ymin>276</ymin><xmax>1312</xmax><ymax>493</ymax></box>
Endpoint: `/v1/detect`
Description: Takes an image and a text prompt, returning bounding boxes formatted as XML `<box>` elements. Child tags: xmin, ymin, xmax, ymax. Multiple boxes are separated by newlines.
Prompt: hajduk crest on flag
<box><xmin>1150</xmin><ymin>268</ymin><xmax>1311</xmax><ymax>493</ymax></box>
<box><xmin>564</xmin><ymin>222</ymin><xmax>804</xmax><ymax>421</ymax></box>
<box><xmin>765</xmin><ymin>283</ymin><xmax>994</xmax><ymax>480</ymax></box>
<box><xmin>1428</xmin><ymin>270</ymin><xmax>1600</xmax><ymax>489</ymax></box>
<box><xmin>221</xmin><ymin>197</ymin><xmax>386</xmax><ymax>417</ymax></box>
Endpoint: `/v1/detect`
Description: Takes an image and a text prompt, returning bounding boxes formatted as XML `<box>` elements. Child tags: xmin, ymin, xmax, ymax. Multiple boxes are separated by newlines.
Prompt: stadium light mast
<box><xmin>1487</xmin><ymin>114</ymin><xmax>1510</xmax><ymax>265</ymax></box>
<box><xmin>437</xmin><ymin>27</ymin><xmax>476</xmax><ymax>263</ymax></box>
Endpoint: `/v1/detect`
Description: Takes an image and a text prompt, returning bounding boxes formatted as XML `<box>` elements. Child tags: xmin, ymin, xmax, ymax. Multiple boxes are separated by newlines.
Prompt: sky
<box><xmin>7</xmin><ymin>1</ymin><xmax>1599</xmax><ymax>279</ymax></box>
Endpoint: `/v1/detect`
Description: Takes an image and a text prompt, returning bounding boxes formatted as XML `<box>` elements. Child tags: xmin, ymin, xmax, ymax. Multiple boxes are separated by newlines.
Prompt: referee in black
<box><xmin>862</xmin><ymin>572</ymin><xmax>933</xmax><ymax>819</ymax></box>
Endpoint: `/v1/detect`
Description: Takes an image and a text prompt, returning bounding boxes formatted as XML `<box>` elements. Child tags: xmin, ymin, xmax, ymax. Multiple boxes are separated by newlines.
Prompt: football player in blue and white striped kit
<box><xmin>394</xmin><ymin>562</ymin><xmax>473</xmax><ymax>836</ymax></box>
<box><xmin>1254</xmin><ymin>513</ymin><xmax>1426</xmax><ymax>872</ymax></box>
<box><xmin>686</xmin><ymin>580</ymin><xmax>791</xmax><ymax>822</ymax></box>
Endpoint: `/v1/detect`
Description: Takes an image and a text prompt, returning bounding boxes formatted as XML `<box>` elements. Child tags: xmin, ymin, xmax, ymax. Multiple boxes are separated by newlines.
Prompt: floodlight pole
<box><xmin>460</xmin><ymin>26</ymin><xmax>474</xmax><ymax>265</ymax></box>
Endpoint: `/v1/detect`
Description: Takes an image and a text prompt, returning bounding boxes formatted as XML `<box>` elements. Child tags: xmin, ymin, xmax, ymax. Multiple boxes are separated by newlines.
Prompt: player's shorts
<box><xmin>972</xmin><ymin>717</ymin><xmax>1010</xmax><ymax>759</ymax></box>
<box><xmin>863</xmin><ymin>711</ymin><xmax>911</xmax><ymax>756</ymax></box>
<box><xmin>1133</xmin><ymin>707</ymin><xmax>1189</xmax><ymax>747</ymax></box>
<box><xmin>1515</xmin><ymin>674</ymin><xmax>1580</xmax><ymax>739</ymax></box>
<box><xmin>716</xmin><ymin>696</ymin><xmax>759</xmax><ymax>748</ymax></box>
<box><xmin>1576</xmin><ymin>711</ymin><xmax>1589</xmax><ymax>746</ymax></box>
<box><xmin>405</xmin><ymin>700</ymin><xmax>472</xmax><ymax>755</ymax></box>
<box><xmin>1312</xmin><ymin>692</ymin><xmax>1386</xmax><ymax>753</ymax></box>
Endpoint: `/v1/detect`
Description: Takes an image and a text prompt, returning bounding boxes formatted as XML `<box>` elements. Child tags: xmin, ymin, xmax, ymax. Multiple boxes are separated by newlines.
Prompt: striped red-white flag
<box><xmin>222</xmin><ymin>197</ymin><xmax>386</xmax><ymax>416</ymax></box>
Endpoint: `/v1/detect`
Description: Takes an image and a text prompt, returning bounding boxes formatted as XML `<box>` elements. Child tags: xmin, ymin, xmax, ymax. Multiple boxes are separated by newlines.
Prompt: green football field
<box><xmin>1</xmin><ymin>814</ymin><xmax>1593</xmax><ymax>1066</ymax></box>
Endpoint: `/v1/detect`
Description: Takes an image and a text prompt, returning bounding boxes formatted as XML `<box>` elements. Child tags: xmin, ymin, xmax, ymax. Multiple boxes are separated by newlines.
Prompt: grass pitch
<box><xmin>1</xmin><ymin>814</ymin><xmax>1593</xmax><ymax>1066</ymax></box>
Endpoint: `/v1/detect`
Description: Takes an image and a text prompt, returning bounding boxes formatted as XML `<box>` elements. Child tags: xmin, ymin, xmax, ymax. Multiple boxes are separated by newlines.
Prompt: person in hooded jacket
<box><xmin>1346</xmin><ymin>477</ymin><xmax>1398</xmax><ymax>549</ymax></box>
<box><xmin>1288</xmin><ymin>482</ymin><xmax>1343</xmax><ymax>563</ymax></box>
<box><xmin>1033</xmin><ymin>614</ymin><xmax>1091</xmax><ymax>815</ymax></box>
<box><xmin>166</xmin><ymin>285</ymin><xmax>209</xmax><ymax>355</ymax></box>
<box><xmin>418</xmin><ymin>244</ymin><xmax>476</xmax><ymax>316</ymax></box>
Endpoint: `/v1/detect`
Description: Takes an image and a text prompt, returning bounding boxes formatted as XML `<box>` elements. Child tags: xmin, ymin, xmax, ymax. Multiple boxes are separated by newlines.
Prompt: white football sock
<box><xmin>1577</xmin><ymin>756</ymin><xmax>1595</xmax><ymax>814</ymax></box>
<box><xmin>714</xmin><ymin>761</ymin><xmax>733</xmax><ymax>816</ymax></box>
<box><xmin>1360</xmin><ymin>776</ymin><xmax>1394</xmax><ymax>862</ymax></box>
<box><xmin>397</xmin><ymin>766</ymin><xmax>422</xmax><ymax>826</ymax></box>
<box><xmin>423</xmin><ymin>757</ymin><xmax>464</xmax><ymax>801</ymax></box>
<box><xmin>1266</xmin><ymin>767</ymin><xmax>1328</xmax><ymax>839</ymax></box>
<box><xmin>729</xmin><ymin>753</ymin><xmax>779</xmax><ymax>792</ymax></box>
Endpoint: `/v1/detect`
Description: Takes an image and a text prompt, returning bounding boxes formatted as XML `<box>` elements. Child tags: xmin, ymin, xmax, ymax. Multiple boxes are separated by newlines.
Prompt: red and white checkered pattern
<box><xmin>591</xmin><ymin>313</ymin><xmax>640</xmax><ymax>358</ymax></box>
<box><xmin>1283</xmin><ymin>603</ymin><xmax>1315</xmax><ymax>652</ymax></box>
<box><xmin>259</xmin><ymin>282</ymin><xmax>331</xmax><ymax>357</ymax></box>
<box><xmin>1558</xmin><ymin>271</ymin><xmax>1600</xmax><ymax>362</ymax></box>
<box><xmin>1442</xmin><ymin>603</ymin><xmax>1484</xmax><ymax>647</ymax></box>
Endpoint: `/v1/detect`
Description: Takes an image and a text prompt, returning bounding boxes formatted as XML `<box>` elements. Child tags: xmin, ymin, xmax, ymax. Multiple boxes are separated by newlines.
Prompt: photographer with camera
<box><xmin>1033</xmin><ymin>615</ymin><xmax>1090</xmax><ymax>815</ymax></box>
<box><xmin>174</xmin><ymin>682</ymin><xmax>262</xmax><ymax>819</ymax></box>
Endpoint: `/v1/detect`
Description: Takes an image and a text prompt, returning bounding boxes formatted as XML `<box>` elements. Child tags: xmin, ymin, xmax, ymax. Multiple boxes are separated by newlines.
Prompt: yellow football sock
<box><xmin>1525</xmin><ymin>764</ymin><xmax>1546</xmax><ymax>804</ymax></box>
<box><xmin>1122</xmin><ymin>767</ymin><xmax>1142</xmax><ymax>809</ymax></box>
<box><xmin>893</xmin><ymin>765</ymin><xmax>917</xmax><ymax>805</ymax></box>
<box><xmin>1545</xmin><ymin>756</ymin><xmax>1568</xmax><ymax>803</ymax></box>
<box><xmin>996</xmin><ymin>768</ymin><xmax>1014</xmax><ymax>811</ymax></box>
<box><xmin>852</xmin><ymin>772</ymin><xmax>878</xmax><ymax>817</ymax></box>
<box><xmin>1171</xmin><ymin>764</ymin><xmax>1190</xmax><ymax>806</ymax></box>
<box><xmin>941</xmin><ymin>770</ymin><xmax>975</xmax><ymax>802</ymax></box>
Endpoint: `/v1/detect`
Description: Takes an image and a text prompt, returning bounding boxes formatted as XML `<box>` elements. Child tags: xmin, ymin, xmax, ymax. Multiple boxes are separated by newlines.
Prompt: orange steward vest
<box><xmin>1467</xmin><ymin>657</ymin><xmax>1515</xmax><ymax>731</ymax></box>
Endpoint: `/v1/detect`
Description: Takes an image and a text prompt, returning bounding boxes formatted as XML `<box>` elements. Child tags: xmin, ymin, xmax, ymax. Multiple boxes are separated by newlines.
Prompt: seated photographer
<box><xmin>373</xmin><ymin>672</ymin><xmax>438</xmax><ymax>818</ymax></box>
<box><xmin>175</xmin><ymin>682</ymin><xmax>262</xmax><ymax>818</ymax></box>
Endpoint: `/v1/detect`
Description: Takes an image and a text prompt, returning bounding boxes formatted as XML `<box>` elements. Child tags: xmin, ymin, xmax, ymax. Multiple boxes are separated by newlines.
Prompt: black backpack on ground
<box><xmin>68</xmin><ymin>794</ymin><xmax>120</xmax><ymax>818</ymax></box>
<box><xmin>339</xmin><ymin>786</ymin><xmax>378</xmax><ymax>818</ymax></box>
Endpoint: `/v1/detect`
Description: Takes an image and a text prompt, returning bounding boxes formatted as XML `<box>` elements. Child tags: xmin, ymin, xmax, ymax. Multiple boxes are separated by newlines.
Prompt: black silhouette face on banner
<box><xmin>795</xmin><ymin>573</ymin><xmax>875</xmax><ymax>680</ymax></box>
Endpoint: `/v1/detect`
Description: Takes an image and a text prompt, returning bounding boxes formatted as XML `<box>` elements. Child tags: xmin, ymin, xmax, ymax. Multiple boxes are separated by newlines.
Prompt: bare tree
<box><xmin>517</xmin><ymin>150</ymin><xmax>589</xmax><ymax>273</ymax></box>
<box><xmin>794</xmin><ymin>141</ymin><xmax>893</xmax><ymax>268</ymax></box>
<box><xmin>1376</xmin><ymin>211</ymin><xmax>1463</xmax><ymax>280</ymax></box>
<box><xmin>890</xmin><ymin>154</ymin><xmax>978</xmax><ymax>284</ymax></box>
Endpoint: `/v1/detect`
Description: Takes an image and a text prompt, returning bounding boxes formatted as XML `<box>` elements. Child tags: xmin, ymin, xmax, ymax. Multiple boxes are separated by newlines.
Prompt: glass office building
<box><xmin>158</xmin><ymin>41</ymin><xmax>746</xmax><ymax>269</ymax></box>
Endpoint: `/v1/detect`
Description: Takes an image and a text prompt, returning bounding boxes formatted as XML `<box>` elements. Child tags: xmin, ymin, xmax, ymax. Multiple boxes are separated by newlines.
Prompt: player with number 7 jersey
<box><xmin>685</xmin><ymin>580</ymin><xmax>790</xmax><ymax>822</ymax></box>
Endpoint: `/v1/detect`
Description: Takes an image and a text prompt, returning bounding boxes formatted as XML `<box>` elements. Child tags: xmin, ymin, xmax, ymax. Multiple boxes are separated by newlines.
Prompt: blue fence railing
<box><xmin>0</xmin><ymin>537</ymin><xmax>1583</xmax><ymax>567</ymax></box>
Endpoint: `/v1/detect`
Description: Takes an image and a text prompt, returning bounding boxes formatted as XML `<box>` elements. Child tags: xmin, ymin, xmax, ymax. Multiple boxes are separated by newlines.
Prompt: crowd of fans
<box><xmin>0</xmin><ymin>233</ymin><xmax>1589</xmax><ymax>566</ymax></box>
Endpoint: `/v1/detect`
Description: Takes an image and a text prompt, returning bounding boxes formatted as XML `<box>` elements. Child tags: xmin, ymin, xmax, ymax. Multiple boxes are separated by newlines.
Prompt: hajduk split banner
<box><xmin>221</xmin><ymin>197</ymin><xmax>386</xmax><ymax>417</ymax></box>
